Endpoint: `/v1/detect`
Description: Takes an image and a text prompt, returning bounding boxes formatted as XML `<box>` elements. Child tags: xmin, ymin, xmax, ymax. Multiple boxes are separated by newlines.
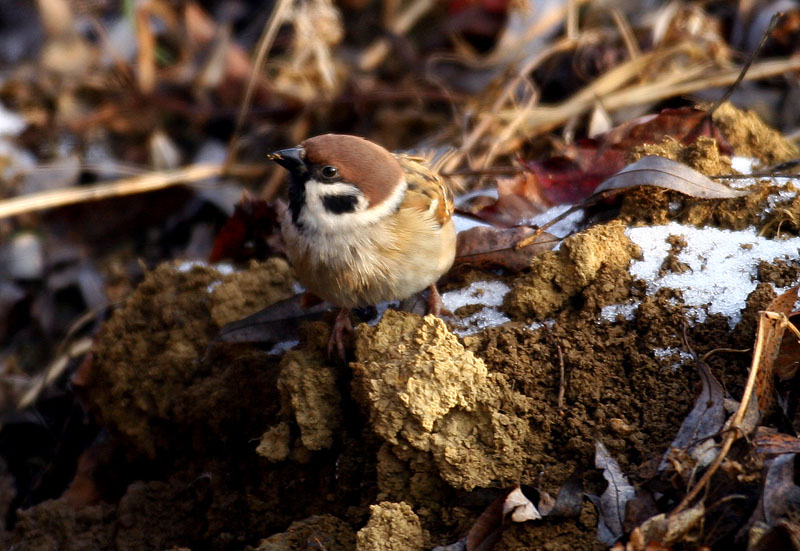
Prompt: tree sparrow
<box><xmin>268</xmin><ymin>134</ymin><xmax>456</xmax><ymax>358</ymax></box>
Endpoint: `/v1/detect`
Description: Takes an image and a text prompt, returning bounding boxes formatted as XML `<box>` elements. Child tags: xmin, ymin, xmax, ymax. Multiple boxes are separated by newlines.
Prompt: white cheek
<box><xmin>298</xmin><ymin>178</ymin><xmax>408</xmax><ymax>234</ymax></box>
<box><xmin>300</xmin><ymin>180</ymin><xmax>368</xmax><ymax>232</ymax></box>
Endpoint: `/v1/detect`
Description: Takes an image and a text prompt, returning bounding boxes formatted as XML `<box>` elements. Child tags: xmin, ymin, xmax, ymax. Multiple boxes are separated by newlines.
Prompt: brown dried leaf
<box><xmin>454</xmin><ymin>226</ymin><xmax>558</xmax><ymax>271</ymax></box>
<box><xmin>636</xmin><ymin>505</ymin><xmax>705</xmax><ymax>547</ymax></box>
<box><xmin>216</xmin><ymin>293</ymin><xmax>330</xmax><ymax>344</ymax></box>
<box><xmin>753</xmin><ymin>286</ymin><xmax>799</xmax><ymax>414</ymax></box>
<box><xmin>592</xmin><ymin>156</ymin><xmax>750</xmax><ymax>200</ymax></box>
<box><xmin>466</xmin><ymin>485</ymin><xmax>540</xmax><ymax>551</ymax></box>
<box><xmin>660</xmin><ymin>355</ymin><xmax>725</xmax><ymax>472</ymax></box>
<box><xmin>756</xmin><ymin>428</ymin><xmax>800</xmax><ymax>456</ymax></box>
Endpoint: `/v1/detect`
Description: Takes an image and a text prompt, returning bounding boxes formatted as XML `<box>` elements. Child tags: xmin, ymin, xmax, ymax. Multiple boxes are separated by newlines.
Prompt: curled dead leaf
<box><xmin>455</xmin><ymin>226</ymin><xmax>558</xmax><ymax>271</ymax></box>
<box><xmin>592</xmin><ymin>156</ymin><xmax>750</xmax><ymax>199</ymax></box>
<box><xmin>593</xmin><ymin>441</ymin><xmax>636</xmax><ymax>545</ymax></box>
<box><xmin>466</xmin><ymin>485</ymin><xmax>541</xmax><ymax>551</ymax></box>
<box><xmin>659</xmin><ymin>351</ymin><xmax>725</xmax><ymax>474</ymax></box>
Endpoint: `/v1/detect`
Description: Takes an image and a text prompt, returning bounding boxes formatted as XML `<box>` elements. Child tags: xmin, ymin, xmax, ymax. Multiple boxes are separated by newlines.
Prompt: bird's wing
<box><xmin>395</xmin><ymin>154</ymin><xmax>454</xmax><ymax>227</ymax></box>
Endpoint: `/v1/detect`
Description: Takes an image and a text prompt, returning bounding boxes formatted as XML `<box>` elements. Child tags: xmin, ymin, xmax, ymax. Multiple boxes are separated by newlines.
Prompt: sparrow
<box><xmin>268</xmin><ymin>134</ymin><xmax>456</xmax><ymax>358</ymax></box>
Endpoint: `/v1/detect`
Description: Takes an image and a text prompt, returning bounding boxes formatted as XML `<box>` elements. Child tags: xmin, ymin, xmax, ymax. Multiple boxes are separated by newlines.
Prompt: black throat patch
<box><xmin>287</xmin><ymin>173</ymin><xmax>307</xmax><ymax>228</ymax></box>
<box><xmin>322</xmin><ymin>194</ymin><xmax>359</xmax><ymax>214</ymax></box>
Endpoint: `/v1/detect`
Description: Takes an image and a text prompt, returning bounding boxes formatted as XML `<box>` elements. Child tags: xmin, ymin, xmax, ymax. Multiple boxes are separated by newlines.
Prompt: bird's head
<box><xmin>269</xmin><ymin>134</ymin><xmax>406</xmax><ymax>232</ymax></box>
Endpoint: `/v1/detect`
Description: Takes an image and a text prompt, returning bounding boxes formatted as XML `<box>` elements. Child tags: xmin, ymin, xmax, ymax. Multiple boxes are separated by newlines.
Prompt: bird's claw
<box><xmin>327</xmin><ymin>308</ymin><xmax>354</xmax><ymax>360</ymax></box>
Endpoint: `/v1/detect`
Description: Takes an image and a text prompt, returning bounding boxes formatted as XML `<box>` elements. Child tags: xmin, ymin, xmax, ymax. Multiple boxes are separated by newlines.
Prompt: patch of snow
<box><xmin>207</xmin><ymin>280</ymin><xmax>222</xmax><ymax>293</ymax></box>
<box><xmin>525</xmin><ymin>204</ymin><xmax>583</xmax><ymax>239</ymax></box>
<box><xmin>600</xmin><ymin>301</ymin><xmax>638</xmax><ymax>322</ymax></box>
<box><xmin>176</xmin><ymin>260</ymin><xmax>235</xmax><ymax>276</ymax></box>
<box><xmin>453</xmin><ymin>213</ymin><xmax>492</xmax><ymax>233</ymax></box>
<box><xmin>626</xmin><ymin>223</ymin><xmax>800</xmax><ymax>326</ymax></box>
<box><xmin>442</xmin><ymin>280</ymin><xmax>511</xmax><ymax>336</ymax></box>
<box><xmin>528</xmin><ymin>318</ymin><xmax>555</xmax><ymax>331</ymax></box>
<box><xmin>653</xmin><ymin>347</ymin><xmax>694</xmax><ymax>371</ymax></box>
<box><xmin>766</xmin><ymin>183</ymin><xmax>798</xmax><ymax>212</ymax></box>
<box><xmin>731</xmin><ymin>156</ymin><xmax>755</xmax><ymax>174</ymax></box>
<box><xmin>726</xmin><ymin>177</ymin><xmax>758</xmax><ymax>190</ymax></box>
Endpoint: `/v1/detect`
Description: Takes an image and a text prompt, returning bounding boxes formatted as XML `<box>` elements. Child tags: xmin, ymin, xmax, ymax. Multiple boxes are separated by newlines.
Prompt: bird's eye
<box><xmin>320</xmin><ymin>165</ymin><xmax>339</xmax><ymax>179</ymax></box>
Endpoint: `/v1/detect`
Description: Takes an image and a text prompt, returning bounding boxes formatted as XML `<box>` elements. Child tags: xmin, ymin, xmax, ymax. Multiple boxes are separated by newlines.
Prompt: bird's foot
<box><xmin>327</xmin><ymin>308</ymin><xmax>354</xmax><ymax>360</ymax></box>
<box><xmin>427</xmin><ymin>284</ymin><xmax>453</xmax><ymax>317</ymax></box>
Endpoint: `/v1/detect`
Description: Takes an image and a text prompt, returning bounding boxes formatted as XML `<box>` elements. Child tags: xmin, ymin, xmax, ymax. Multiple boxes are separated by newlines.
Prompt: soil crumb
<box><xmin>250</xmin><ymin>514</ymin><xmax>356</xmax><ymax>551</ymax></box>
<box><xmin>356</xmin><ymin>502</ymin><xmax>426</xmax><ymax>551</ymax></box>
<box><xmin>352</xmin><ymin>310</ymin><xmax>533</xmax><ymax>490</ymax></box>
<box><xmin>504</xmin><ymin>222</ymin><xmax>640</xmax><ymax>319</ymax></box>
<box><xmin>85</xmin><ymin>261</ymin><xmax>294</xmax><ymax>458</ymax></box>
<box><xmin>278</xmin><ymin>335</ymin><xmax>342</xmax><ymax>451</ymax></box>
<box><xmin>711</xmin><ymin>102</ymin><xmax>799</xmax><ymax>165</ymax></box>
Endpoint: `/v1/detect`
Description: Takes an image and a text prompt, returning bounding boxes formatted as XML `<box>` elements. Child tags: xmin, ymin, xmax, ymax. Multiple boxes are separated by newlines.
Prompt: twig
<box><xmin>711</xmin><ymin>173</ymin><xmax>800</xmax><ymax>179</ymax></box>
<box><xmin>0</xmin><ymin>163</ymin><xmax>223</xmax><ymax>220</ymax></box>
<box><xmin>705</xmin><ymin>12</ymin><xmax>784</xmax><ymax>120</ymax></box>
<box><xmin>556</xmin><ymin>340</ymin><xmax>566</xmax><ymax>410</ymax></box>
<box><xmin>700</xmin><ymin>348</ymin><xmax>751</xmax><ymax>362</ymax></box>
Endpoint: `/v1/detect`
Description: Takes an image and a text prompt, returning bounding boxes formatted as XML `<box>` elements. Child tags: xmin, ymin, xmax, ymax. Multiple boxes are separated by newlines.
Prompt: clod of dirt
<box><xmin>356</xmin><ymin>502</ymin><xmax>426</xmax><ymax>551</ymax></box>
<box><xmin>277</xmin><ymin>340</ymin><xmax>342</xmax><ymax>451</ymax></box>
<box><xmin>210</xmin><ymin>258</ymin><xmax>295</xmax><ymax>326</ymax></box>
<box><xmin>505</xmin><ymin>222</ymin><xmax>640</xmax><ymax>319</ymax></box>
<box><xmin>628</xmin><ymin>135</ymin><xmax>732</xmax><ymax>176</ymax></box>
<box><xmin>711</xmin><ymin>102</ymin><xmax>799</xmax><ymax>165</ymax></box>
<box><xmin>256</xmin><ymin>422</ymin><xmax>292</xmax><ymax>462</ymax></box>
<box><xmin>250</xmin><ymin>514</ymin><xmax>356</xmax><ymax>551</ymax></box>
<box><xmin>11</xmin><ymin>499</ymin><xmax>116</xmax><ymax>550</ymax></box>
<box><xmin>352</xmin><ymin>311</ymin><xmax>533</xmax><ymax>490</ymax></box>
<box><xmin>85</xmin><ymin>261</ymin><xmax>294</xmax><ymax>458</ymax></box>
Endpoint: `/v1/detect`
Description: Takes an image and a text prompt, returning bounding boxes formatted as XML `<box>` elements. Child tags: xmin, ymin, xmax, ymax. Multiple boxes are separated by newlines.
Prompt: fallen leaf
<box><xmin>513</xmin><ymin>107</ymin><xmax>733</xmax><ymax>210</ymax></box>
<box><xmin>216</xmin><ymin>293</ymin><xmax>331</xmax><ymax>345</ymax></box>
<box><xmin>756</xmin><ymin>428</ymin><xmax>800</xmax><ymax>456</ymax></box>
<box><xmin>774</xmin><ymin>310</ymin><xmax>800</xmax><ymax>381</ymax></box>
<box><xmin>593</xmin><ymin>441</ymin><xmax>636</xmax><ymax>545</ymax></box>
<box><xmin>592</xmin><ymin>156</ymin><xmax>750</xmax><ymax>199</ymax></box>
<box><xmin>752</xmin><ymin>286</ymin><xmax>800</xmax><ymax>414</ymax></box>
<box><xmin>544</xmin><ymin>470</ymin><xmax>584</xmax><ymax>519</ymax></box>
<box><xmin>514</xmin><ymin>155</ymin><xmax>754</xmax><ymax>250</ymax></box>
<box><xmin>762</xmin><ymin>453</ymin><xmax>800</xmax><ymax>526</ymax></box>
<box><xmin>635</xmin><ymin>505</ymin><xmax>705</xmax><ymax>548</ymax></box>
<box><xmin>503</xmin><ymin>486</ymin><xmax>541</xmax><ymax>522</ymax></box>
<box><xmin>466</xmin><ymin>485</ymin><xmax>541</xmax><ymax>551</ymax></box>
<box><xmin>522</xmin><ymin>145</ymin><xmax>627</xmax><ymax>206</ymax></box>
<box><xmin>659</xmin><ymin>353</ymin><xmax>726</xmax><ymax>472</ymax></box>
<box><xmin>454</xmin><ymin>226</ymin><xmax>558</xmax><ymax>271</ymax></box>
<box><xmin>209</xmin><ymin>194</ymin><xmax>282</xmax><ymax>264</ymax></box>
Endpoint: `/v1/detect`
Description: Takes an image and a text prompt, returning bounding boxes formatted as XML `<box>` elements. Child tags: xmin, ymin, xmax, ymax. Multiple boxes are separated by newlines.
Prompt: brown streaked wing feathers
<box><xmin>396</xmin><ymin>154</ymin><xmax>454</xmax><ymax>227</ymax></box>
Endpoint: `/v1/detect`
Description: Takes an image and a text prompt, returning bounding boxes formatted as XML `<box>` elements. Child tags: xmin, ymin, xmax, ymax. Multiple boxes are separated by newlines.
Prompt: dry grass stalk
<box><xmin>0</xmin><ymin>164</ymin><xmax>224</xmax><ymax>220</ymax></box>
<box><xmin>508</xmin><ymin>55</ymin><xmax>800</xmax><ymax>137</ymax></box>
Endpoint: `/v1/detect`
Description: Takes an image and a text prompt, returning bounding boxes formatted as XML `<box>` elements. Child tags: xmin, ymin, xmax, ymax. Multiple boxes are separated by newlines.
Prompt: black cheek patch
<box><xmin>322</xmin><ymin>194</ymin><xmax>359</xmax><ymax>214</ymax></box>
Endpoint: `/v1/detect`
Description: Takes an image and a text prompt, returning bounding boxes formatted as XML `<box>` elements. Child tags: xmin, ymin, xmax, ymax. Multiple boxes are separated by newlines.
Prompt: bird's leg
<box><xmin>328</xmin><ymin>308</ymin><xmax>354</xmax><ymax>359</ymax></box>
<box><xmin>427</xmin><ymin>284</ymin><xmax>453</xmax><ymax>317</ymax></box>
